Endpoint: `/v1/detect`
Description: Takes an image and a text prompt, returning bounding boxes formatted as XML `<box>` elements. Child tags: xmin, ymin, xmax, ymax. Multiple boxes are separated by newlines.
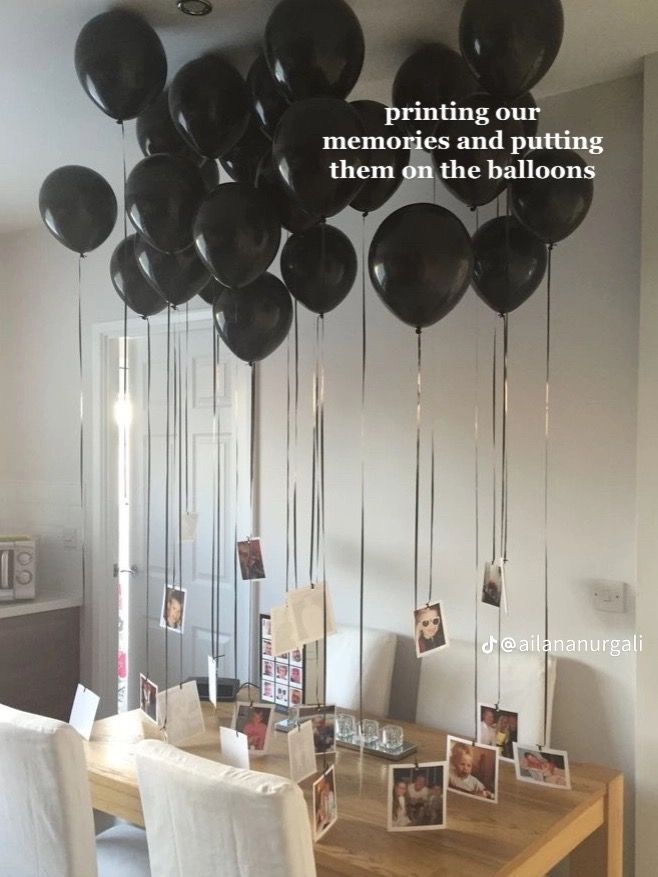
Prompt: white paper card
<box><xmin>271</xmin><ymin>603</ymin><xmax>299</xmax><ymax>656</ymax></box>
<box><xmin>156</xmin><ymin>681</ymin><xmax>205</xmax><ymax>745</ymax></box>
<box><xmin>181</xmin><ymin>512</ymin><xmax>199</xmax><ymax>543</ymax></box>
<box><xmin>69</xmin><ymin>684</ymin><xmax>100</xmax><ymax>741</ymax></box>
<box><xmin>220</xmin><ymin>726</ymin><xmax>250</xmax><ymax>769</ymax></box>
<box><xmin>288</xmin><ymin>719</ymin><xmax>317</xmax><ymax>783</ymax></box>
<box><xmin>287</xmin><ymin>584</ymin><xmax>337</xmax><ymax>646</ymax></box>
<box><xmin>208</xmin><ymin>655</ymin><xmax>218</xmax><ymax>707</ymax></box>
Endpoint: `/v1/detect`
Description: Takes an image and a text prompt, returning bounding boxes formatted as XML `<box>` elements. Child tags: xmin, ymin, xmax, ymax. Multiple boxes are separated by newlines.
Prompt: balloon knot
<box><xmin>362</xmin><ymin>212</ymin><xmax>369</xmax><ymax>219</ymax></box>
<box><xmin>469</xmin><ymin>205</ymin><xmax>476</xmax><ymax>212</ymax></box>
<box><xmin>415</xmin><ymin>327</ymin><xmax>422</xmax><ymax>335</ymax></box>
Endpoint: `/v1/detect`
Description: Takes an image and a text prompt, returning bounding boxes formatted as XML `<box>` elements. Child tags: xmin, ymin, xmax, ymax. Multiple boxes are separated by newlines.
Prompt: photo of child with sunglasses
<box><xmin>414</xmin><ymin>601</ymin><xmax>448</xmax><ymax>657</ymax></box>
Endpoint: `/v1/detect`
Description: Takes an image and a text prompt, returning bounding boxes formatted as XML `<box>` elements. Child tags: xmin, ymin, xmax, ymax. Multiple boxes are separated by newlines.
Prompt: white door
<box><xmin>111</xmin><ymin>309</ymin><xmax>254</xmax><ymax>711</ymax></box>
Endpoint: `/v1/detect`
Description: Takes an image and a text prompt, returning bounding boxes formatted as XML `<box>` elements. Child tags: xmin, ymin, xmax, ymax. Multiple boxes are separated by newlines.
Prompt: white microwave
<box><xmin>0</xmin><ymin>536</ymin><xmax>36</xmax><ymax>602</ymax></box>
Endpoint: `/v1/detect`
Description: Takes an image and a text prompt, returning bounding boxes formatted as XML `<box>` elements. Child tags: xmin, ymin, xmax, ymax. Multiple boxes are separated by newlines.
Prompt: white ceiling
<box><xmin>1</xmin><ymin>0</ymin><xmax>657</xmax><ymax>233</ymax></box>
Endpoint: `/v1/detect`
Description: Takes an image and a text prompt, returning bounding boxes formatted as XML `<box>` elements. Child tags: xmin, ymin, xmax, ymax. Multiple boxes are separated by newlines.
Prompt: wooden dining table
<box><xmin>85</xmin><ymin>702</ymin><xmax>622</xmax><ymax>877</ymax></box>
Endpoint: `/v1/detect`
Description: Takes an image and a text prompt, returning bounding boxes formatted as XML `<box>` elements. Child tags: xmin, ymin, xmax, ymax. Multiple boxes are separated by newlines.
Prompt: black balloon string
<box><xmin>358</xmin><ymin>212</ymin><xmax>367</xmax><ymax>725</ymax></box>
<box><xmin>501</xmin><ymin>314</ymin><xmax>510</xmax><ymax>563</ymax></box>
<box><xmin>184</xmin><ymin>304</ymin><xmax>190</xmax><ymax>515</ymax></box>
<box><xmin>163</xmin><ymin>305</ymin><xmax>172</xmax><ymax>730</ymax></box>
<box><xmin>249</xmin><ymin>362</ymin><xmax>257</xmax><ymax>687</ymax></box>
<box><xmin>491</xmin><ymin>325</ymin><xmax>497</xmax><ymax>562</ymax></box>
<box><xmin>413</xmin><ymin>329</ymin><xmax>422</xmax><ymax>613</ymax></box>
<box><xmin>233</xmin><ymin>380</ymin><xmax>240</xmax><ymax>680</ymax></box>
<box><xmin>293</xmin><ymin>300</ymin><xmax>300</xmax><ymax>588</ymax></box>
<box><xmin>542</xmin><ymin>245</ymin><xmax>554</xmax><ymax>746</ymax></box>
<box><xmin>428</xmin><ymin>431</ymin><xmax>436</xmax><ymax>606</ymax></box>
<box><xmin>214</xmin><ymin>334</ymin><xmax>222</xmax><ymax>661</ymax></box>
<box><xmin>211</xmin><ymin>327</ymin><xmax>218</xmax><ymax>661</ymax></box>
<box><xmin>145</xmin><ymin>319</ymin><xmax>152</xmax><ymax>684</ymax></box>
<box><xmin>473</xmin><ymin>305</ymin><xmax>480</xmax><ymax>741</ymax></box>
<box><xmin>77</xmin><ymin>255</ymin><xmax>87</xmax><ymax>608</ymax></box>
<box><xmin>285</xmin><ymin>329</ymin><xmax>292</xmax><ymax>593</ymax></box>
<box><xmin>177</xmin><ymin>321</ymin><xmax>184</xmax><ymax>686</ymax></box>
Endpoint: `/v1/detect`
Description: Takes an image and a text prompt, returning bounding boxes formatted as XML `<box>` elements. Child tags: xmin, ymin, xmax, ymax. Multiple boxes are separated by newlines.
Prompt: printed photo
<box><xmin>298</xmin><ymin>704</ymin><xmax>336</xmax><ymax>754</ymax></box>
<box><xmin>237</xmin><ymin>537</ymin><xmax>266</xmax><ymax>580</ymax></box>
<box><xmin>482</xmin><ymin>560</ymin><xmax>504</xmax><ymax>608</ymax></box>
<box><xmin>290</xmin><ymin>687</ymin><xmax>303</xmax><ymax>707</ymax></box>
<box><xmin>478</xmin><ymin>704</ymin><xmax>519</xmax><ymax>761</ymax></box>
<box><xmin>275</xmin><ymin>685</ymin><xmax>289</xmax><ymax>707</ymax></box>
<box><xmin>262</xmin><ymin>639</ymin><xmax>272</xmax><ymax>657</ymax></box>
<box><xmin>513</xmin><ymin>744</ymin><xmax>571</xmax><ymax>789</ymax></box>
<box><xmin>160</xmin><ymin>585</ymin><xmax>186</xmax><ymax>634</ymax></box>
<box><xmin>447</xmin><ymin>735</ymin><xmax>498</xmax><ymax>803</ymax></box>
<box><xmin>262</xmin><ymin>659</ymin><xmax>274</xmax><ymax>679</ymax></box>
<box><xmin>275</xmin><ymin>662</ymin><xmax>289</xmax><ymax>683</ymax></box>
<box><xmin>313</xmin><ymin>765</ymin><xmax>338</xmax><ymax>840</ymax></box>
<box><xmin>290</xmin><ymin>648</ymin><xmax>303</xmax><ymax>666</ymax></box>
<box><xmin>290</xmin><ymin>665</ymin><xmax>303</xmax><ymax>688</ymax></box>
<box><xmin>414</xmin><ymin>601</ymin><xmax>448</xmax><ymax>657</ymax></box>
<box><xmin>261</xmin><ymin>616</ymin><xmax>272</xmax><ymax>639</ymax></box>
<box><xmin>387</xmin><ymin>762</ymin><xmax>447</xmax><ymax>832</ymax></box>
<box><xmin>231</xmin><ymin>703</ymin><xmax>274</xmax><ymax>756</ymax></box>
<box><xmin>262</xmin><ymin>680</ymin><xmax>274</xmax><ymax>701</ymax></box>
<box><xmin>139</xmin><ymin>673</ymin><xmax>158</xmax><ymax>724</ymax></box>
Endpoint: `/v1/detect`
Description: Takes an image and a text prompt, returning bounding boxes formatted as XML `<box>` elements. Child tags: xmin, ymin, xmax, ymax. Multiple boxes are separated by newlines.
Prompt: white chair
<box><xmin>326</xmin><ymin>624</ymin><xmax>397</xmax><ymax>717</ymax></box>
<box><xmin>0</xmin><ymin>703</ymin><xmax>150</xmax><ymax>877</ymax></box>
<box><xmin>416</xmin><ymin>640</ymin><xmax>557</xmax><ymax>746</ymax></box>
<box><xmin>134</xmin><ymin>739</ymin><xmax>316</xmax><ymax>877</ymax></box>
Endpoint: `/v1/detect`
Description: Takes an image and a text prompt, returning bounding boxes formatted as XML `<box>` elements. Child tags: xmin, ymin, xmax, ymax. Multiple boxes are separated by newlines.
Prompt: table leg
<box><xmin>570</xmin><ymin>774</ymin><xmax>624</xmax><ymax>876</ymax></box>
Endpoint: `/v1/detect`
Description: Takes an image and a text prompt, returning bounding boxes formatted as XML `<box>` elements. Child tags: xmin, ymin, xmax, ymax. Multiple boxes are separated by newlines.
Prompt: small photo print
<box><xmin>482</xmin><ymin>560</ymin><xmax>503</xmax><ymax>608</ymax></box>
<box><xmin>414</xmin><ymin>601</ymin><xmax>448</xmax><ymax>657</ymax></box>
<box><xmin>262</xmin><ymin>680</ymin><xmax>274</xmax><ymax>701</ymax></box>
<box><xmin>290</xmin><ymin>687</ymin><xmax>303</xmax><ymax>707</ymax></box>
<box><xmin>387</xmin><ymin>762</ymin><xmax>447</xmax><ymax>832</ymax></box>
<box><xmin>261</xmin><ymin>616</ymin><xmax>272</xmax><ymax>639</ymax></box>
<box><xmin>232</xmin><ymin>703</ymin><xmax>274</xmax><ymax>756</ymax></box>
<box><xmin>275</xmin><ymin>684</ymin><xmax>289</xmax><ymax>707</ymax></box>
<box><xmin>513</xmin><ymin>744</ymin><xmax>571</xmax><ymax>789</ymax></box>
<box><xmin>290</xmin><ymin>648</ymin><xmax>303</xmax><ymax>666</ymax></box>
<box><xmin>263</xmin><ymin>639</ymin><xmax>273</xmax><ymax>657</ymax></box>
<box><xmin>262</xmin><ymin>659</ymin><xmax>274</xmax><ymax>680</ymax></box>
<box><xmin>298</xmin><ymin>704</ymin><xmax>336</xmax><ymax>754</ymax></box>
<box><xmin>139</xmin><ymin>674</ymin><xmax>158</xmax><ymax>723</ymax></box>
<box><xmin>313</xmin><ymin>765</ymin><xmax>338</xmax><ymax>841</ymax></box>
<box><xmin>478</xmin><ymin>704</ymin><xmax>519</xmax><ymax>762</ymax></box>
<box><xmin>237</xmin><ymin>537</ymin><xmax>266</xmax><ymax>580</ymax></box>
<box><xmin>275</xmin><ymin>662</ymin><xmax>290</xmax><ymax>683</ymax></box>
<box><xmin>160</xmin><ymin>586</ymin><xmax>186</xmax><ymax>634</ymax></box>
<box><xmin>289</xmin><ymin>666</ymin><xmax>303</xmax><ymax>688</ymax></box>
<box><xmin>447</xmin><ymin>735</ymin><xmax>498</xmax><ymax>803</ymax></box>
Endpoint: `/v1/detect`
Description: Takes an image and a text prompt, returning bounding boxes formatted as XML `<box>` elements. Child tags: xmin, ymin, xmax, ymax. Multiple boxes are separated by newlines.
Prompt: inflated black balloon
<box><xmin>510</xmin><ymin>149</ymin><xmax>594</xmax><ymax>244</ymax></box>
<box><xmin>74</xmin><ymin>10</ymin><xmax>167</xmax><ymax>121</ymax></box>
<box><xmin>256</xmin><ymin>156</ymin><xmax>319</xmax><ymax>234</ymax></box>
<box><xmin>247</xmin><ymin>54</ymin><xmax>290</xmax><ymax>139</ymax></box>
<box><xmin>110</xmin><ymin>235</ymin><xmax>168</xmax><ymax>318</ymax></box>
<box><xmin>369</xmin><ymin>203</ymin><xmax>473</xmax><ymax>329</ymax></box>
<box><xmin>349</xmin><ymin>100</ymin><xmax>409</xmax><ymax>215</ymax></box>
<box><xmin>264</xmin><ymin>0</ymin><xmax>364</xmax><ymax>100</ymax></box>
<box><xmin>392</xmin><ymin>44</ymin><xmax>477</xmax><ymax>138</ymax></box>
<box><xmin>135</xmin><ymin>238</ymin><xmax>210</xmax><ymax>307</ymax></box>
<box><xmin>433</xmin><ymin>93</ymin><xmax>523</xmax><ymax>208</ymax></box>
<box><xmin>39</xmin><ymin>165</ymin><xmax>117</xmax><ymax>254</ymax></box>
<box><xmin>460</xmin><ymin>0</ymin><xmax>564</xmax><ymax>98</ymax></box>
<box><xmin>213</xmin><ymin>273</ymin><xmax>293</xmax><ymax>363</ymax></box>
<box><xmin>194</xmin><ymin>183</ymin><xmax>281</xmax><ymax>288</ymax></box>
<box><xmin>126</xmin><ymin>154</ymin><xmax>205</xmax><ymax>254</ymax></box>
<box><xmin>220</xmin><ymin>117</ymin><xmax>271</xmax><ymax>185</ymax></box>
<box><xmin>198</xmin><ymin>277</ymin><xmax>226</xmax><ymax>306</ymax></box>
<box><xmin>169</xmin><ymin>55</ymin><xmax>250</xmax><ymax>159</ymax></box>
<box><xmin>472</xmin><ymin>216</ymin><xmax>547</xmax><ymax>314</ymax></box>
<box><xmin>281</xmin><ymin>224</ymin><xmax>357</xmax><ymax>315</ymax></box>
<box><xmin>273</xmin><ymin>98</ymin><xmax>365</xmax><ymax>218</ymax></box>
<box><xmin>510</xmin><ymin>93</ymin><xmax>540</xmax><ymax>138</ymax></box>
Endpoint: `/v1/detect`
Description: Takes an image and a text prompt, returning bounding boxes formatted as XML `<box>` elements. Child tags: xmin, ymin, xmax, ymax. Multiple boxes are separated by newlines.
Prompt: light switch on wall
<box><xmin>592</xmin><ymin>581</ymin><xmax>626</xmax><ymax>613</ymax></box>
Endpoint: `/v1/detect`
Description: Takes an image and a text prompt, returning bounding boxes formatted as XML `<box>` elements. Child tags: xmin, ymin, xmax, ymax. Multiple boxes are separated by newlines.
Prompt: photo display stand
<box><xmin>260</xmin><ymin>613</ymin><xmax>312</xmax><ymax>727</ymax></box>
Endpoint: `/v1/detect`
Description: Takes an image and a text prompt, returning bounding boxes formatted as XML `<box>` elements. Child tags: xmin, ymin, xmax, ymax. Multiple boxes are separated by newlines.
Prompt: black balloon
<box><xmin>369</xmin><ymin>203</ymin><xmax>473</xmax><ymax>329</ymax></box>
<box><xmin>472</xmin><ymin>216</ymin><xmax>547</xmax><ymax>314</ymax></box>
<box><xmin>392</xmin><ymin>44</ymin><xmax>477</xmax><ymax>138</ymax></box>
<box><xmin>460</xmin><ymin>0</ymin><xmax>564</xmax><ymax>98</ymax></box>
<box><xmin>135</xmin><ymin>238</ymin><xmax>210</xmax><ymax>307</ymax></box>
<box><xmin>213</xmin><ymin>273</ymin><xmax>293</xmax><ymax>363</ymax></box>
<box><xmin>256</xmin><ymin>157</ymin><xmax>319</xmax><ymax>234</ymax></box>
<box><xmin>510</xmin><ymin>149</ymin><xmax>594</xmax><ymax>244</ymax></box>
<box><xmin>281</xmin><ymin>224</ymin><xmax>357</xmax><ymax>315</ymax></box>
<box><xmin>220</xmin><ymin>117</ymin><xmax>271</xmax><ymax>185</ymax></box>
<box><xmin>194</xmin><ymin>183</ymin><xmax>281</xmax><ymax>288</ymax></box>
<box><xmin>273</xmin><ymin>98</ymin><xmax>365</xmax><ymax>218</ymax></box>
<box><xmin>74</xmin><ymin>10</ymin><xmax>167</xmax><ymax>121</ymax></box>
<box><xmin>110</xmin><ymin>235</ymin><xmax>168</xmax><ymax>318</ymax></box>
<box><xmin>126</xmin><ymin>154</ymin><xmax>205</xmax><ymax>254</ymax></box>
<box><xmin>169</xmin><ymin>55</ymin><xmax>250</xmax><ymax>159</ymax></box>
<box><xmin>39</xmin><ymin>165</ymin><xmax>117</xmax><ymax>254</ymax></box>
<box><xmin>509</xmin><ymin>93</ymin><xmax>540</xmax><ymax>138</ymax></box>
<box><xmin>264</xmin><ymin>0</ymin><xmax>364</xmax><ymax>101</ymax></box>
<box><xmin>198</xmin><ymin>277</ymin><xmax>226</xmax><ymax>306</ymax></box>
<box><xmin>433</xmin><ymin>93</ymin><xmax>523</xmax><ymax>208</ymax></box>
<box><xmin>350</xmin><ymin>100</ymin><xmax>409</xmax><ymax>214</ymax></box>
<box><xmin>247</xmin><ymin>54</ymin><xmax>290</xmax><ymax>139</ymax></box>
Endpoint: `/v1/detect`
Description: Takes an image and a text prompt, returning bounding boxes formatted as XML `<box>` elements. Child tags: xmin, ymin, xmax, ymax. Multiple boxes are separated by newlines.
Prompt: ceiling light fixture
<box><xmin>177</xmin><ymin>0</ymin><xmax>213</xmax><ymax>15</ymax></box>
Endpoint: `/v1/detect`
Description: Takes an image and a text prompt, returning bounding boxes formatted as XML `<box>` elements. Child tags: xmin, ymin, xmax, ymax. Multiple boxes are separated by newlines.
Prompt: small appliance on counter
<box><xmin>0</xmin><ymin>536</ymin><xmax>36</xmax><ymax>602</ymax></box>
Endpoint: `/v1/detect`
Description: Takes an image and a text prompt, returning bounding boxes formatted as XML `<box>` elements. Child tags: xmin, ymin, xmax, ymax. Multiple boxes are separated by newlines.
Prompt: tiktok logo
<box><xmin>482</xmin><ymin>635</ymin><xmax>497</xmax><ymax>654</ymax></box>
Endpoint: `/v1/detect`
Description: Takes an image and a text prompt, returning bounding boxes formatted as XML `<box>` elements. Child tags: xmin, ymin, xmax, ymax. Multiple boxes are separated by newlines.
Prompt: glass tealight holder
<box><xmin>380</xmin><ymin>724</ymin><xmax>404</xmax><ymax>752</ymax></box>
<box><xmin>336</xmin><ymin>712</ymin><xmax>357</xmax><ymax>741</ymax></box>
<box><xmin>358</xmin><ymin>718</ymin><xmax>380</xmax><ymax>745</ymax></box>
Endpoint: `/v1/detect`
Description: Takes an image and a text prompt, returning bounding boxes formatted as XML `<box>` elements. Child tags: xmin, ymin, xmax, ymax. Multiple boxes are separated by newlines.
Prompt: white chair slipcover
<box><xmin>134</xmin><ymin>739</ymin><xmax>316</xmax><ymax>877</ymax></box>
<box><xmin>326</xmin><ymin>624</ymin><xmax>397</xmax><ymax>716</ymax></box>
<box><xmin>415</xmin><ymin>640</ymin><xmax>557</xmax><ymax>746</ymax></box>
<box><xmin>0</xmin><ymin>703</ymin><xmax>150</xmax><ymax>877</ymax></box>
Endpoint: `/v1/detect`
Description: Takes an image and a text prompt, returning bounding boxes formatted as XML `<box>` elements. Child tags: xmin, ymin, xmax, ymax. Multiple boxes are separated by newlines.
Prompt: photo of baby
<box><xmin>139</xmin><ymin>674</ymin><xmax>158</xmax><ymax>724</ymax></box>
<box><xmin>298</xmin><ymin>705</ymin><xmax>336</xmax><ymax>754</ymax></box>
<box><xmin>447</xmin><ymin>735</ymin><xmax>498</xmax><ymax>803</ymax></box>
<box><xmin>160</xmin><ymin>585</ymin><xmax>186</xmax><ymax>634</ymax></box>
<box><xmin>387</xmin><ymin>762</ymin><xmax>447</xmax><ymax>832</ymax></box>
<box><xmin>478</xmin><ymin>704</ymin><xmax>519</xmax><ymax>761</ymax></box>
<box><xmin>237</xmin><ymin>537</ymin><xmax>266</xmax><ymax>580</ymax></box>
<box><xmin>232</xmin><ymin>703</ymin><xmax>274</xmax><ymax>756</ymax></box>
<box><xmin>513</xmin><ymin>744</ymin><xmax>571</xmax><ymax>789</ymax></box>
<box><xmin>313</xmin><ymin>766</ymin><xmax>338</xmax><ymax>840</ymax></box>
<box><xmin>414</xmin><ymin>601</ymin><xmax>448</xmax><ymax>657</ymax></box>
<box><xmin>482</xmin><ymin>560</ymin><xmax>504</xmax><ymax>608</ymax></box>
